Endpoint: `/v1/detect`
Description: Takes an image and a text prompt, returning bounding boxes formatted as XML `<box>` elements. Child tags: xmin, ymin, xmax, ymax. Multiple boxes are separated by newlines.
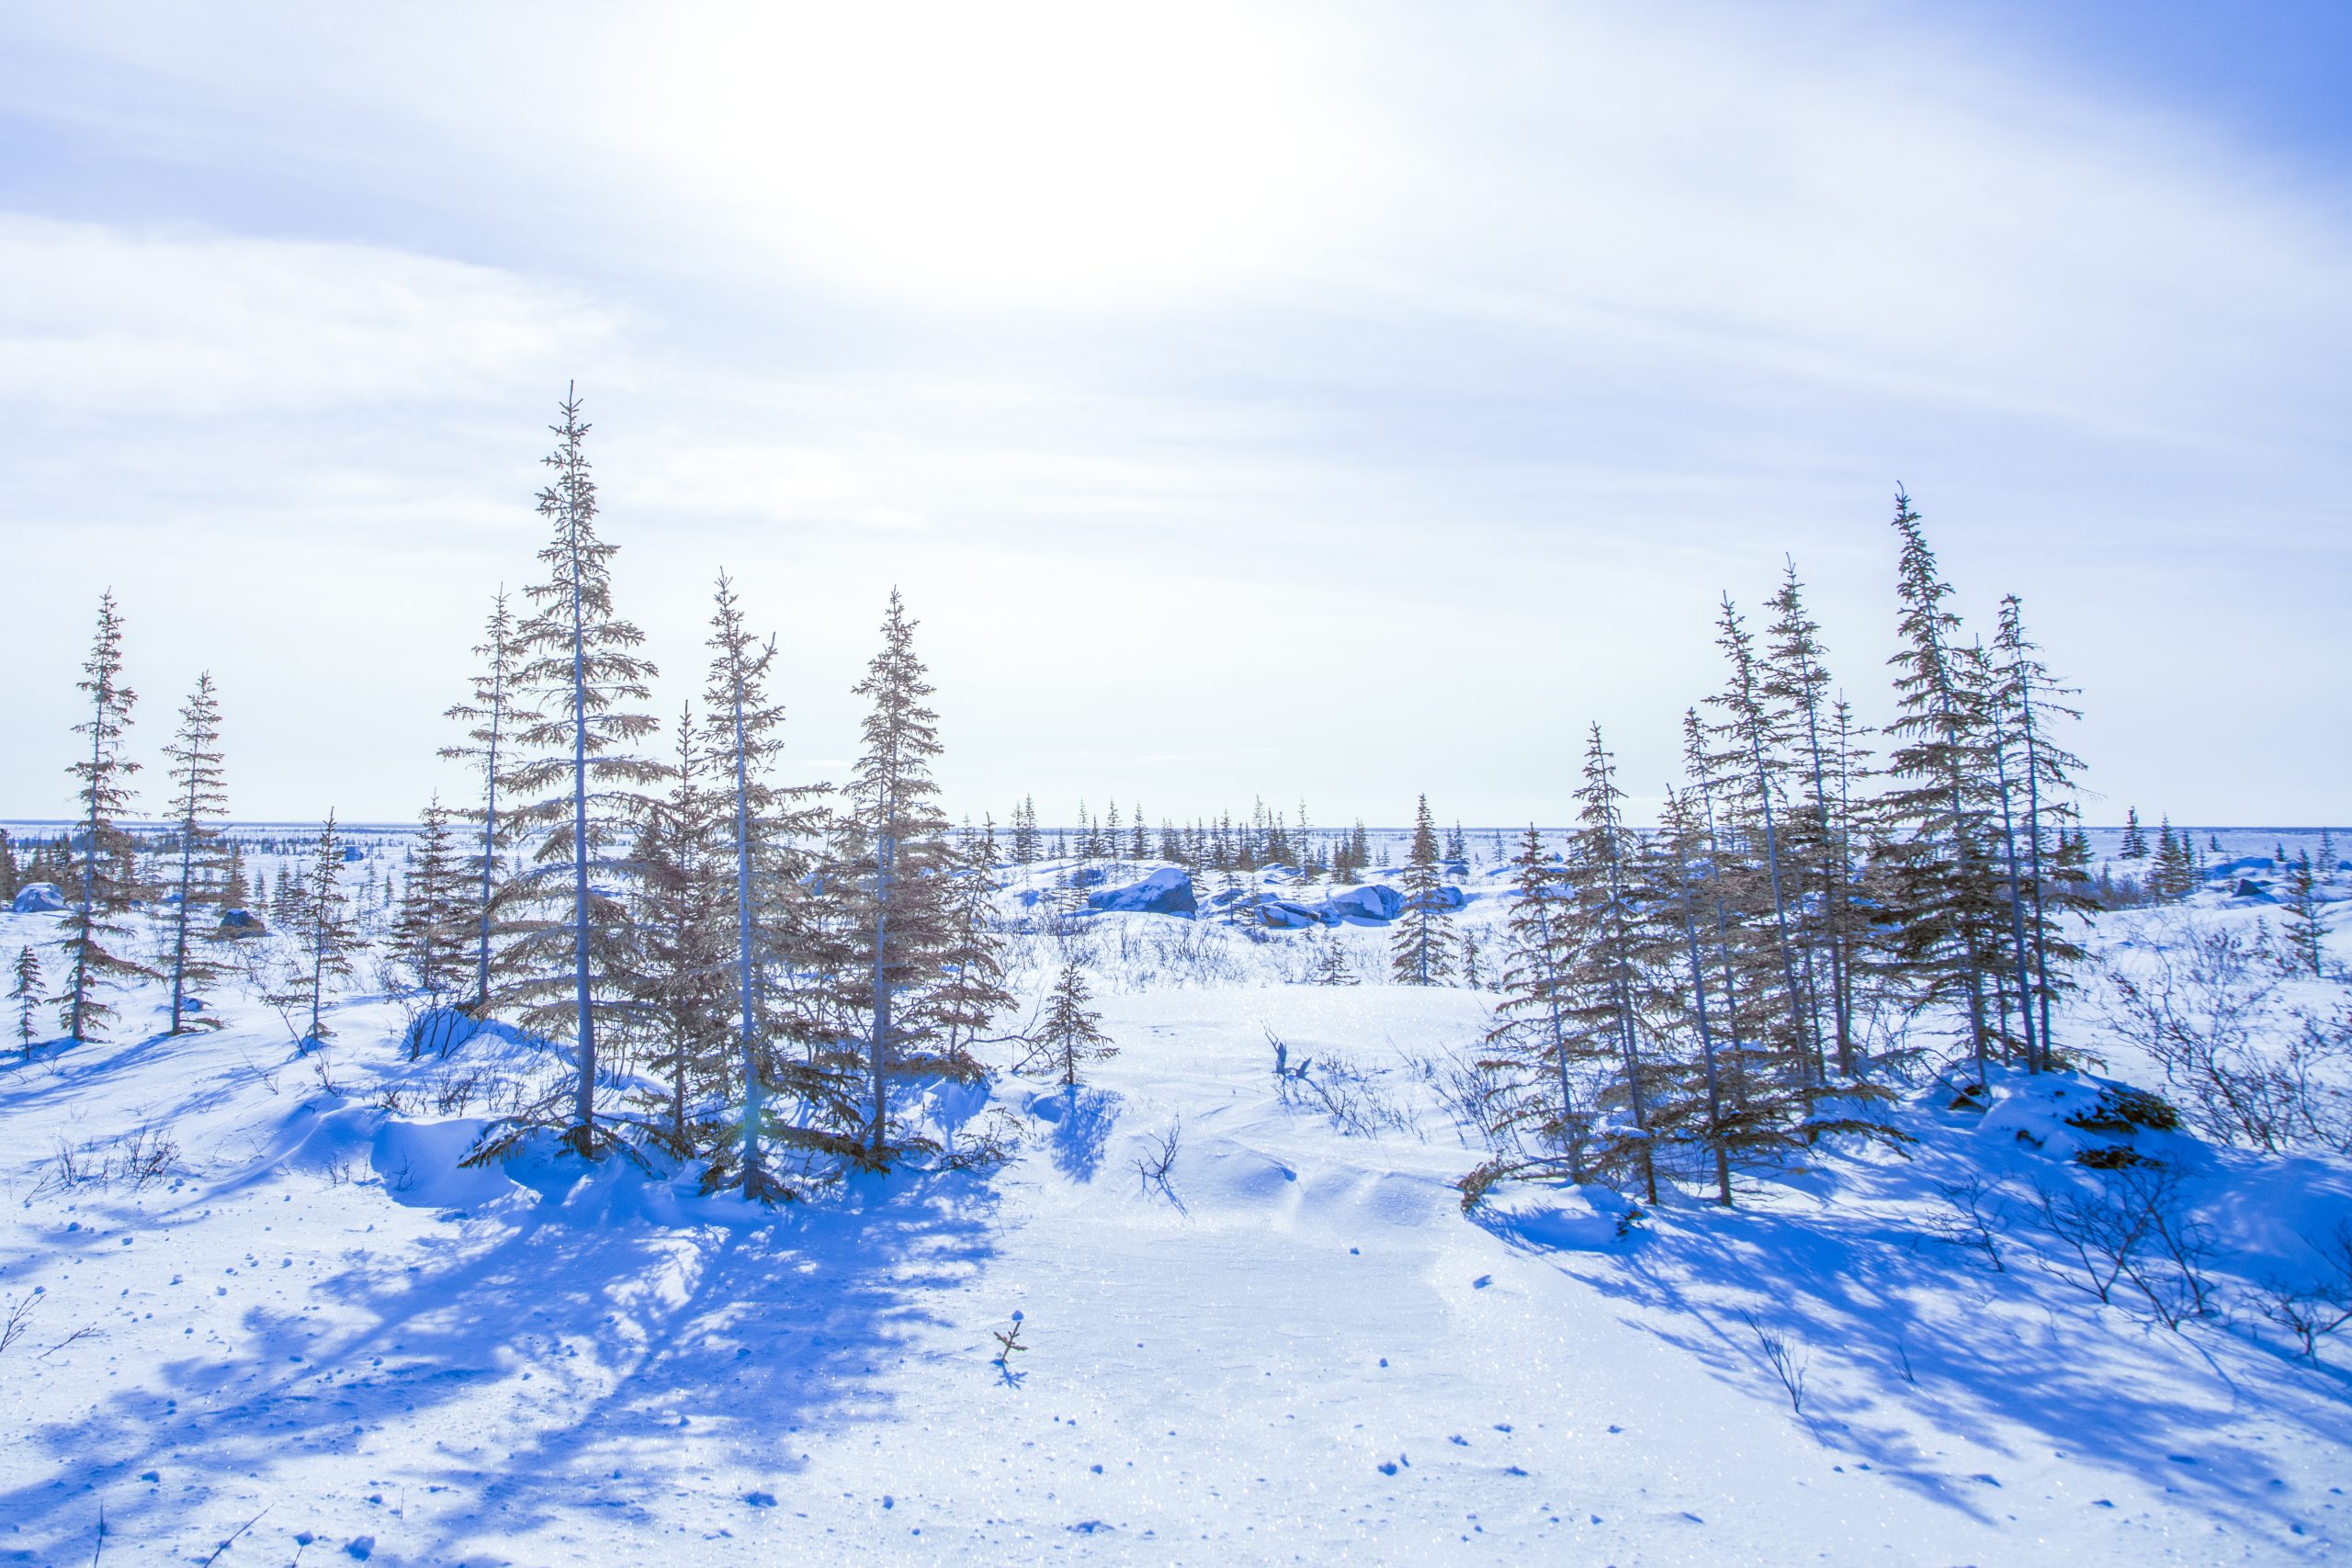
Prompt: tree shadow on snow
<box><xmin>1035</xmin><ymin>1086</ymin><xmax>1120</xmax><ymax>1182</ymax></box>
<box><xmin>0</xmin><ymin>1161</ymin><xmax>1000</xmax><ymax>1564</ymax></box>
<box><xmin>1549</xmin><ymin>1192</ymin><xmax>2352</xmax><ymax>1540</ymax></box>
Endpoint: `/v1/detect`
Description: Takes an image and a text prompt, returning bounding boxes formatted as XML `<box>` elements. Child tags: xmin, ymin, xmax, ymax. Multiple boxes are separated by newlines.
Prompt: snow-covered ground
<box><xmin>3</xmin><ymin>845</ymin><xmax>2350</xmax><ymax>1564</ymax></box>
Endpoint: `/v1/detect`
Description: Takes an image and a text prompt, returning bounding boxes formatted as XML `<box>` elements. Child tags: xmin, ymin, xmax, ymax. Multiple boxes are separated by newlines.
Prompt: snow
<box><xmin>2</xmin><ymin>841</ymin><xmax>2350</xmax><ymax>1563</ymax></box>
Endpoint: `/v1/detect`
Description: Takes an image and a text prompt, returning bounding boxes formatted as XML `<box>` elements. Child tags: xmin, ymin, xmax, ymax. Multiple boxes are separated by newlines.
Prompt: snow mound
<box><xmin>1975</xmin><ymin>1070</ymin><xmax>2194</xmax><ymax>1167</ymax></box>
<box><xmin>1472</xmin><ymin>1183</ymin><xmax>1646</xmax><ymax>1252</ymax></box>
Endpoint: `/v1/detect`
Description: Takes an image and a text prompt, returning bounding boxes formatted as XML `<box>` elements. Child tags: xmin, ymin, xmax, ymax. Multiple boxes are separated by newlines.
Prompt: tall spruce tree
<box><xmin>493</xmin><ymin>389</ymin><xmax>664</xmax><ymax>1157</ymax></box>
<box><xmin>443</xmin><ymin>589</ymin><xmax>538</xmax><ymax>1012</ymax></box>
<box><xmin>627</xmin><ymin>705</ymin><xmax>733</xmax><ymax>1155</ymax></box>
<box><xmin>1988</xmin><ymin>594</ymin><xmax>2093</xmax><ymax>1067</ymax></box>
<box><xmin>699</xmin><ymin>573</ymin><xmax>829</xmax><ymax>1199</ymax></box>
<box><xmin>1391</xmin><ymin>795</ymin><xmax>1456</xmax><ymax>985</ymax></box>
<box><xmin>1707</xmin><ymin>595</ymin><xmax>1816</xmax><ymax>1080</ymax></box>
<box><xmin>1474</xmin><ymin>824</ymin><xmax>1602</xmax><ymax>1192</ymax></box>
<box><xmin>1880</xmin><ymin>491</ymin><xmax>2003</xmax><ymax>1087</ymax></box>
<box><xmin>161</xmin><ymin>672</ymin><xmax>231</xmax><ymax>1034</ymax></box>
<box><xmin>1565</xmin><ymin>725</ymin><xmax>1661</xmax><ymax>1203</ymax></box>
<box><xmin>833</xmin><ymin>590</ymin><xmax>978</xmax><ymax>1167</ymax></box>
<box><xmin>1650</xmin><ymin>785</ymin><xmax>1739</xmax><ymax>1204</ymax></box>
<box><xmin>1762</xmin><ymin>564</ymin><xmax>1865</xmax><ymax>1075</ymax></box>
<box><xmin>61</xmin><ymin>592</ymin><xmax>153</xmax><ymax>1042</ymax></box>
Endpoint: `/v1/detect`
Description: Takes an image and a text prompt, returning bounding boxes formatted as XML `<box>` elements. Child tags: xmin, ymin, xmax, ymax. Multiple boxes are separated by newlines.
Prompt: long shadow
<box><xmin>0</xmin><ymin>1160</ymin><xmax>999</xmax><ymax>1563</ymax></box>
<box><xmin>1542</xmin><ymin>1156</ymin><xmax>2352</xmax><ymax>1540</ymax></box>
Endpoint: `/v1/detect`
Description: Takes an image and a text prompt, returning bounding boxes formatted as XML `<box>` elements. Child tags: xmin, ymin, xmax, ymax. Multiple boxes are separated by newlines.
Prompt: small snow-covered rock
<box><xmin>1087</xmin><ymin>867</ymin><xmax>1196</xmax><ymax>917</ymax></box>
<box><xmin>1255</xmin><ymin>899</ymin><xmax>1329</xmax><ymax>930</ymax></box>
<box><xmin>1325</xmin><ymin>885</ymin><xmax>1404</xmax><ymax>922</ymax></box>
<box><xmin>10</xmin><ymin>882</ymin><xmax>66</xmax><ymax>914</ymax></box>
<box><xmin>216</xmin><ymin>907</ymin><xmax>266</xmax><ymax>934</ymax></box>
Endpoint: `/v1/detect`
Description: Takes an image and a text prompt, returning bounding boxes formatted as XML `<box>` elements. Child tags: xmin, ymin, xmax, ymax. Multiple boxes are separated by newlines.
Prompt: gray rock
<box><xmin>1087</xmin><ymin>867</ymin><xmax>1196</xmax><ymax>918</ymax></box>
<box><xmin>10</xmin><ymin>882</ymin><xmax>66</xmax><ymax>914</ymax></box>
<box><xmin>1325</xmin><ymin>884</ymin><xmax>1405</xmax><ymax>922</ymax></box>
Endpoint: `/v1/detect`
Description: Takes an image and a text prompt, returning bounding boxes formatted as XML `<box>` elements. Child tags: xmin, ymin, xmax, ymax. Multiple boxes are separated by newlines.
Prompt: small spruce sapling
<box><xmin>1029</xmin><ymin>963</ymin><xmax>1115</xmax><ymax>1088</ymax></box>
<box><xmin>10</xmin><ymin>947</ymin><xmax>42</xmax><ymax>1058</ymax></box>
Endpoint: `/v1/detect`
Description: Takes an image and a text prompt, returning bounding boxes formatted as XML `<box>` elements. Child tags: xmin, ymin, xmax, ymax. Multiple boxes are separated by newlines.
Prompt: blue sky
<box><xmin>1</xmin><ymin>2</ymin><xmax>2346</xmax><ymax>827</ymax></box>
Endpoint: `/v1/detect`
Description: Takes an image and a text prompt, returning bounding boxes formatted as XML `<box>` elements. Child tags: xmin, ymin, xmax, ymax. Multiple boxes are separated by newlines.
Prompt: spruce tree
<box><xmin>442</xmin><ymin>589</ymin><xmax>538</xmax><ymax>1012</ymax></box>
<box><xmin>1879</xmin><ymin>492</ymin><xmax>2003</xmax><ymax>1087</ymax></box>
<box><xmin>280</xmin><ymin>813</ymin><xmax>360</xmax><ymax>1047</ymax></box>
<box><xmin>220</xmin><ymin>840</ymin><xmax>251</xmax><ymax>917</ymax></box>
<box><xmin>1651</xmin><ymin>785</ymin><xmax>1737</xmax><ymax>1204</ymax></box>
<box><xmin>11</xmin><ymin>946</ymin><xmax>42</xmax><ymax>1058</ymax></box>
<box><xmin>2120</xmin><ymin>808</ymin><xmax>2147</xmax><ymax>859</ymax></box>
<box><xmin>61</xmin><ymin>592</ymin><xmax>153</xmax><ymax>1042</ymax></box>
<box><xmin>699</xmin><ymin>574</ymin><xmax>830</xmax><ymax>1199</ymax></box>
<box><xmin>1707</xmin><ymin>594</ymin><xmax>1816</xmax><ymax>1078</ymax></box>
<box><xmin>1030</xmin><ymin>962</ymin><xmax>1114</xmax><ymax>1088</ymax></box>
<box><xmin>1475</xmin><ymin>824</ymin><xmax>1600</xmax><ymax>1190</ymax></box>
<box><xmin>392</xmin><ymin>796</ymin><xmax>470</xmax><ymax>1022</ymax></box>
<box><xmin>1565</xmin><ymin>726</ymin><xmax>1661</xmax><ymax>1202</ymax></box>
<box><xmin>833</xmin><ymin>590</ymin><xmax>973</xmax><ymax>1167</ymax></box>
<box><xmin>1390</xmin><ymin>795</ymin><xmax>1456</xmax><ymax>985</ymax></box>
<box><xmin>1763</xmin><ymin>564</ymin><xmax>1864</xmax><ymax>1074</ymax></box>
<box><xmin>493</xmin><ymin>389</ymin><xmax>663</xmax><ymax>1157</ymax></box>
<box><xmin>628</xmin><ymin>706</ymin><xmax>733</xmax><ymax>1154</ymax></box>
<box><xmin>160</xmin><ymin>672</ymin><xmax>231</xmax><ymax>1034</ymax></box>
<box><xmin>0</xmin><ymin>830</ymin><xmax>19</xmax><ymax>902</ymax></box>
<box><xmin>2283</xmin><ymin>850</ymin><xmax>2328</xmax><ymax>977</ymax></box>
<box><xmin>1989</xmin><ymin>595</ymin><xmax>2093</xmax><ymax>1066</ymax></box>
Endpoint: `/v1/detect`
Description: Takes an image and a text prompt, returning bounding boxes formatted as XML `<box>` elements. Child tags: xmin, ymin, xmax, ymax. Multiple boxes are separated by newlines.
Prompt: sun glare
<box><xmin>634</xmin><ymin>3</ymin><xmax>1340</xmax><ymax>307</ymax></box>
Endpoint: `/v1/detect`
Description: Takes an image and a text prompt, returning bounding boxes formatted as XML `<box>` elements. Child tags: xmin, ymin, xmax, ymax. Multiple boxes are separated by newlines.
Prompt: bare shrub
<box><xmin>1926</xmin><ymin>1175</ymin><xmax>2013</xmax><ymax>1272</ymax></box>
<box><xmin>38</xmin><ymin>1124</ymin><xmax>181</xmax><ymax>1196</ymax></box>
<box><xmin>0</xmin><ymin>1292</ymin><xmax>37</xmax><ymax>1357</ymax></box>
<box><xmin>1739</xmin><ymin>1310</ymin><xmax>1811</xmax><ymax>1414</ymax></box>
<box><xmin>1279</xmin><ymin>1049</ymin><xmax>1417</xmax><ymax>1139</ymax></box>
<box><xmin>2256</xmin><ymin>1222</ymin><xmax>2352</xmax><ymax>1360</ymax></box>
<box><xmin>1404</xmin><ymin>1046</ymin><xmax>1515</xmax><ymax>1150</ymax></box>
<box><xmin>1132</xmin><ymin>1118</ymin><xmax>1183</xmax><ymax>1211</ymax></box>
<box><xmin>2031</xmin><ymin>1163</ymin><xmax>2213</xmax><ymax>1329</ymax></box>
<box><xmin>2101</xmin><ymin>919</ymin><xmax>2352</xmax><ymax>1154</ymax></box>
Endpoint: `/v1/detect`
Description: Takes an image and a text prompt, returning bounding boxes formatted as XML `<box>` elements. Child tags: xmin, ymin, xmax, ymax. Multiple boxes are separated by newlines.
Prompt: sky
<box><xmin>1</xmin><ymin>0</ymin><xmax>2346</xmax><ymax>829</ymax></box>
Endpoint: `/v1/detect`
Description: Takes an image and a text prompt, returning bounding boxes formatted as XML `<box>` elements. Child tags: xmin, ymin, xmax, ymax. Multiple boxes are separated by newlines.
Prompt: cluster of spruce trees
<box><xmin>383</xmin><ymin>391</ymin><xmax>1011</xmax><ymax>1197</ymax></box>
<box><xmin>14</xmin><ymin>596</ymin><xmax>254</xmax><ymax>1050</ymax></box>
<box><xmin>1464</xmin><ymin>491</ymin><xmax>2097</xmax><ymax>1208</ymax></box>
<box><xmin>995</xmin><ymin>795</ymin><xmax>1387</xmax><ymax>884</ymax></box>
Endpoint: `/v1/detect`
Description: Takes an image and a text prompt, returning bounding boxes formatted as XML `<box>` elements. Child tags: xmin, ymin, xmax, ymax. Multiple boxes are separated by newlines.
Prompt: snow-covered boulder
<box><xmin>342</xmin><ymin>844</ymin><xmax>366</xmax><ymax>862</ymax></box>
<box><xmin>1415</xmin><ymin>885</ymin><xmax>1468</xmax><ymax>912</ymax></box>
<box><xmin>11</xmin><ymin>882</ymin><xmax>66</xmax><ymax>914</ymax></box>
<box><xmin>2233</xmin><ymin>878</ymin><xmax>2275</xmax><ymax>901</ymax></box>
<box><xmin>1325</xmin><ymin>884</ymin><xmax>1404</xmax><ymax>922</ymax></box>
<box><xmin>1255</xmin><ymin>899</ymin><xmax>1329</xmax><ymax>930</ymax></box>
<box><xmin>1087</xmin><ymin>867</ymin><xmax>1196</xmax><ymax>918</ymax></box>
<box><xmin>216</xmin><ymin>907</ymin><xmax>266</xmax><ymax>935</ymax></box>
